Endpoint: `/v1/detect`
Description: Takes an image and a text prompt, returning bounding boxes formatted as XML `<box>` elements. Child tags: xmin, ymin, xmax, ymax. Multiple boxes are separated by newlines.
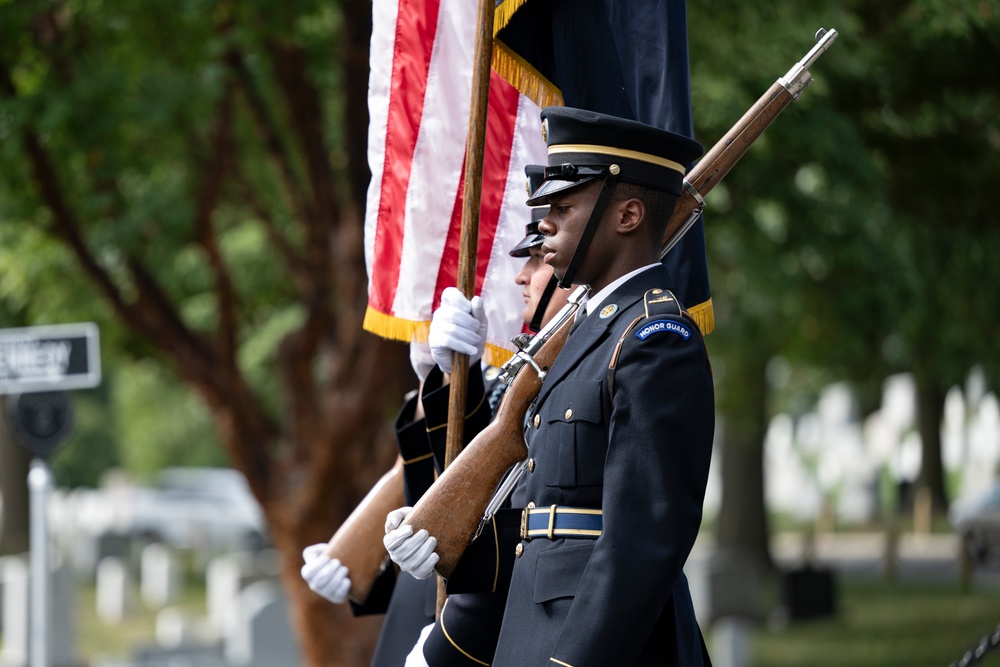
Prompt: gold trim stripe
<box><xmin>548</xmin><ymin>144</ymin><xmax>687</xmax><ymax>175</ymax></box>
<box><xmin>526</xmin><ymin>528</ymin><xmax>602</xmax><ymax>537</ymax></box>
<box><xmin>402</xmin><ymin>452</ymin><xmax>434</xmax><ymax>465</ymax></box>
<box><xmin>425</xmin><ymin>388</ymin><xmax>488</xmax><ymax>433</ymax></box>
<box><xmin>550</xmin><ymin>659</ymin><xmax>574</xmax><ymax>667</ymax></box>
<box><xmin>527</xmin><ymin>508</ymin><xmax>602</xmax><ymax>516</ymax></box>
<box><xmin>440</xmin><ymin>600</ymin><xmax>491</xmax><ymax>666</ymax></box>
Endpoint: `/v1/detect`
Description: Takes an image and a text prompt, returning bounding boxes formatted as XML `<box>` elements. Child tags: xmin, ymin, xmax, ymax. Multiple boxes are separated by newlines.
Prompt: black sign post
<box><xmin>1</xmin><ymin>323</ymin><xmax>100</xmax><ymax>667</ymax></box>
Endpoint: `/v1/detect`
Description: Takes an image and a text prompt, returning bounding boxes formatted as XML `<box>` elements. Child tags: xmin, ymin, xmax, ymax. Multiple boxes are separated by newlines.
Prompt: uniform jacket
<box><xmin>494</xmin><ymin>264</ymin><xmax>715</xmax><ymax>667</ymax></box>
<box><xmin>367</xmin><ymin>365</ymin><xmax>504</xmax><ymax>667</ymax></box>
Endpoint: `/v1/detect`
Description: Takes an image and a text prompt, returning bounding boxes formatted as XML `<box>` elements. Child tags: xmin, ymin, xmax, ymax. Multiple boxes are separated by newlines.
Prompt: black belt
<box><xmin>520</xmin><ymin>505</ymin><xmax>603</xmax><ymax>540</ymax></box>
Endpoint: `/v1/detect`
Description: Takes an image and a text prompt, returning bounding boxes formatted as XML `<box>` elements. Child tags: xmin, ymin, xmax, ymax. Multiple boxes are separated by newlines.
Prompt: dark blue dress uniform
<box><xmin>358</xmin><ymin>365</ymin><xmax>495</xmax><ymax>667</ymax></box>
<box><xmin>493</xmin><ymin>266</ymin><xmax>714</xmax><ymax>667</ymax></box>
<box><xmin>490</xmin><ymin>107</ymin><xmax>715</xmax><ymax>667</ymax></box>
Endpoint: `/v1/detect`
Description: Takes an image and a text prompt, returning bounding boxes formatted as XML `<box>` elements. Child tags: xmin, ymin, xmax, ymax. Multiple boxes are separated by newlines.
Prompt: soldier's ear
<box><xmin>616</xmin><ymin>197</ymin><xmax>645</xmax><ymax>235</ymax></box>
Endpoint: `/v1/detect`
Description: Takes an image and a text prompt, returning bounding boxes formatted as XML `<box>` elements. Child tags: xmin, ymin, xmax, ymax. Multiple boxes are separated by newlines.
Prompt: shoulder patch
<box><xmin>635</xmin><ymin>319</ymin><xmax>691</xmax><ymax>341</ymax></box>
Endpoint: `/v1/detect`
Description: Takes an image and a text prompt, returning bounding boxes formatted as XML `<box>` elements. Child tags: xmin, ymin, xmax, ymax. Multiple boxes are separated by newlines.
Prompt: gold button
<box><xmin>533</xmin><ymin>414</ymin><xmax>540</xmax><ymax>428</ymax></box>
<box><xmin>527</xmin><ymin>501</ymin><xmax>536</xmax><ymax>509</ymax></box>
<box><xmin>528</xmin><ymin>458</ymin><xmax>535</xmax><ymax>472</ymax></box>
<box><xmin>515</xmin><ymin>543</ymin><xmax>524</xmax><ymax>558</ymax></box>
<box><xmin>564</xmin><ymin>408</ymin><xmax>573</xmax><ymax>420</ymax></box>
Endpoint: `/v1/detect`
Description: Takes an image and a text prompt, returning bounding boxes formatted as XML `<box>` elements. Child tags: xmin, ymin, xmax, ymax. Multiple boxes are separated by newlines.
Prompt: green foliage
<box><xmin>111</xmin><ymin>359</ymin><xmax>224</xmax><ymax>478</ymax></box>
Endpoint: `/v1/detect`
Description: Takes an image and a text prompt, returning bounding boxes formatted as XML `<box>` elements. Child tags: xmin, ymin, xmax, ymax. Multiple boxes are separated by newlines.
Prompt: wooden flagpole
<box><xmin>439</xmin><ymin>0</ymin><xmax>495</xmax><ymax>614</ymax></box>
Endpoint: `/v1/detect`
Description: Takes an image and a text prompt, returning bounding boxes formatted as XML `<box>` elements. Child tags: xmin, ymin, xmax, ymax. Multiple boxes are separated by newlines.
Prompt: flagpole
<box><xmin>441</xmin><ymin>0</ymin><xmax>494</xmax><ymax>614</ymax></box>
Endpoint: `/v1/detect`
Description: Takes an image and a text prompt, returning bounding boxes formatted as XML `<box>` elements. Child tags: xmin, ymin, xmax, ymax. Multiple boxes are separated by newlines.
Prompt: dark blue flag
<box><xmin>494</xmin><ymin>0</ymin><xmax>713</xmax><ymax>332</ymax></box>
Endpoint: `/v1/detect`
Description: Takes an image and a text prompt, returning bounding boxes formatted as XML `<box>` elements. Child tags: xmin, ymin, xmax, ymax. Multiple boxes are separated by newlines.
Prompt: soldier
<box><xmin>387</xmin><ymin>107</ymin><xmax>716</xmax><ymax>666</ymax></box>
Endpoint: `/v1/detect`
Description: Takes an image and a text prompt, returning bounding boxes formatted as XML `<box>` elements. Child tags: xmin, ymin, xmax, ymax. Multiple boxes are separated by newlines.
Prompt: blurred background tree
<box><xmin>0</xmin><ymin>0</ymin><xmax>410</xmax><ymax>663</ymax></box>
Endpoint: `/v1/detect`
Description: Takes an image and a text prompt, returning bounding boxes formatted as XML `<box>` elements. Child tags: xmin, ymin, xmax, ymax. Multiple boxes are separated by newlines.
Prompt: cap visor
<box><xmin>508</xmin><ymin>233</ymin><xmax>546</xmax><ymax>257</ymax></box>
<box><xmin>525</xmin><ymin>176</ymin><xmax>597</xmax><ymax>206</ymax></box>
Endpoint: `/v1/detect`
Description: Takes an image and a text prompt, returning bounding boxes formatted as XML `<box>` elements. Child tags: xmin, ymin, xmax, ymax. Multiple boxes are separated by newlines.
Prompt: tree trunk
<box><xmin>0</xmin><ymin>396</ymin><xmax>31</xmax><ymax>555</ymax></box>
<box><xmin>914</xmin><ymin>369</ymin><xmax>949</xmax><ymax>514</ymax></box>
<box><xmin>715</xmin><ymin>351</ymin><xmax>774</xmax><ymax>574</ymax></box>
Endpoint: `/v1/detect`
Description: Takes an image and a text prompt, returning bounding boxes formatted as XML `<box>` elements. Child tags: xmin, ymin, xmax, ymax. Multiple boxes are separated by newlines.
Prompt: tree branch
<box><xmin>226</xmin><ymin>47</ymin><xmax>314</xmax><ymax>227</ymax></box>
<box><xmin>194</xmin><ymin>77</ymin><xmax>240</xmax><ymax>367</ymax></box>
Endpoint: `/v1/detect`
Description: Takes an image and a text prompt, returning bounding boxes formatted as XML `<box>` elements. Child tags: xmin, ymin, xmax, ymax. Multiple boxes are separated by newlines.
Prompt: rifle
<box><xmin>323</xmin><ymin>456</ymin><xmax>406</xmax><ymax>604</ymax></box>
<box><xmin>404</xmin><ymin>28</ymin><xmax>839</xmax><ymax>579</ymax></box>
<box><xmin>403</xmin><ymin>287</ymin><xmax>588</xmax><ymax>577</ymax></box>
<box><xmin>661</xmin><ymin>27</ymin><xmax>838</xmax><ymax>255</ymax></box>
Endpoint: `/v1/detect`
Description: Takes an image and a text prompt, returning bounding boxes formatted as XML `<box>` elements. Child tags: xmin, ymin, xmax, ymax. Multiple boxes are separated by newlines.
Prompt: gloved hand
<box><xmin>384</xmin><ymin>506</ymin><xmax>439</xmax><ymax>580</ymax></box>
<box><xmin>409</xmin><ymin>339</ymin><xmax>435</xmax><ymax>382</ymax></box>
<box><xmin>300</xmin><ymin>544</ymin><xmax>351</xmax><ymax>604</ymax></box>
<box><xmin>404</xmin><ymin>622</ymin><xmax>435</xmax><ymax>667</ymax></box>
<box><xmin>428</xmin><ymin>287</ymin><xmax>488</xmax><ymax>373</ymax></box>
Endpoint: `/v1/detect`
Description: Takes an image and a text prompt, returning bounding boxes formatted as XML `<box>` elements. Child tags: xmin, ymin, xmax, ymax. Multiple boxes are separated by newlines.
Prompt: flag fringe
<box><xmin>687</xmin><ymin>298</ymin><xmax>715</xmax><ymax>336</ymax></box>
<box><xmin>492</xmin><ymin>42</ymin><xmax>564</xmax><ymax>110</ymax></box>
<box><xmin>362</xmin><ymin>308</ymin><xmax>431</xmax><ymax>343</ymax></box>
<box><xmin>484</xmin><ymin>342</ymin><xmax>516</xmax><ymax>368</ymax></box>
<box><xmin>493</xmin><ymin>0</ymin><xmax>529</xmax><ymax>34</ymax></box>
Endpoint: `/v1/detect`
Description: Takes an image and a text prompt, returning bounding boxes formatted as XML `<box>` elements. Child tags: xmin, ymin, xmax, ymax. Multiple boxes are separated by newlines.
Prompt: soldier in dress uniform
<box><xmin>490</xmin><ymin>106</ymin><xmax>716</xmax><ymax>666</ymax></box>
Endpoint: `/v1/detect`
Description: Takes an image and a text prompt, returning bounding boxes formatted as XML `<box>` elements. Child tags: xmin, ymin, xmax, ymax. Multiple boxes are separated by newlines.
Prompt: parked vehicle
<box><xmin>950</xmin><ymin>481</ymin><xmax>1000</xmax><ymax>565</ymax></box>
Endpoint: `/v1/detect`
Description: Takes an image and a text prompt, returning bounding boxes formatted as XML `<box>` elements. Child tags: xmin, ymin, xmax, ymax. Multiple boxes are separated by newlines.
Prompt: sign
<box><xmin>5</xmin><ymin>391</ymin><xmax>74</xmax><ymax>458</ymax></box>
<box><xmin>0</xmin><ymin>323</ymin><xmax>101</xmax><ymax>395</ymax></box>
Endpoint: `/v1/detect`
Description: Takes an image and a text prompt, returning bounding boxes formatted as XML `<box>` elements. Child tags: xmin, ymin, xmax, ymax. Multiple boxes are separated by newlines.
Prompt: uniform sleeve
<box><xmin>550</xmin><ymin>318</ymin><xmax>714</xmax><ymax>667</ymax></box>
<box><xmin>421</xmin><ymin>365</ymin><xmax>492</xmax><ymax>471</ymax></box>
<box><xmin>395</xmin><ymin>391</ymin><xmax>436</xmax><ymax>505</ymax></box>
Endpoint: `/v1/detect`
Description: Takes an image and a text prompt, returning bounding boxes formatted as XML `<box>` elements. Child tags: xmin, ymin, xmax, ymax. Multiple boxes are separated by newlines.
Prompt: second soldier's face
<box><xmin>514</xmin><ymin>247</ymin><xmax>571</xmax><ymax>328</ymax></box>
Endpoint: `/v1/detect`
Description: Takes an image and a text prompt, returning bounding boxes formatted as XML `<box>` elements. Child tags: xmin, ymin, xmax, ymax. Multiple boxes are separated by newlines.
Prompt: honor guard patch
<box><xmin>599</xmin><ymin>304</ymin><xmax>618</xmax><ymax>319</ymax></box>
<box><xmin>635</xmin><ymin>319</ymin><xmax>691</xmax><ymax>341</ymax></box>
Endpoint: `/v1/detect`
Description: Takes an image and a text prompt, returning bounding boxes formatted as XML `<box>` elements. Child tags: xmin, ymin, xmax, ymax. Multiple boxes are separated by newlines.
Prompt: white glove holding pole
<box><xmin>383</xmin><ymin>506</ymin><xmax>439</xmax><ymax>580</ymax></box>
<box><xmin>428</xmin><ymin>287</ymin><xmax>488</xmax><ymax>373</ymax></box>
<box><xmin>300</xmin><ymin>544</ymin><xmax>351</xmax><ymax>604</ymax></box>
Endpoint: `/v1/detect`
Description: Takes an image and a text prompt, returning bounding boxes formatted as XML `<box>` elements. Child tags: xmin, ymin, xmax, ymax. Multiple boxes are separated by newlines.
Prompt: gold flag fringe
<box><xmin>687</xmin><ymin>298</ymin><xmax>715</xmax><ymax>336</ymax></box>
<box><xmin>492</xmin><ymin>42</ymin><xmax>564</xmax><ymax>110</ymax></box>
<box><xmin>484</xmin><ymin>342</ymin><xmax>517</xmax><ymax>369</ymax></box>
<box><xmin>493</xmin><ymin>0</ymin><xmax>530</xmax><ymax>34</ymax></box>
<box><xmin>362</xmin><ymin>308</ymin><xmax>431</xmax><ymax>343</ymax></box>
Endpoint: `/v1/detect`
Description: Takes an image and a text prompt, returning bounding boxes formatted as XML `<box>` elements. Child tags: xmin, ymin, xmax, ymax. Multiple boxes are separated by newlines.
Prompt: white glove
<box><xmin>404</xmin><ymin>622</ymin><xmax>435</xmax><ymax>667</ymax></box>
<box><xmin>384</xmin><ymin>506</ymin><xmax>439</xmax><ymax>580</ymax></box>
<box><xmin>409</xmin><ymin>340</ymin><xmax>435</xmax><ymax>382</ymax></box>
<box><xmin>300</xmin><ymin>544</ymin><xmax>351</xmax><ymax>604</ymax></box>
<box><xmin>428</xmin><ymin>287</ymin><xmax>488</xmax><ymax>373</ymax></box>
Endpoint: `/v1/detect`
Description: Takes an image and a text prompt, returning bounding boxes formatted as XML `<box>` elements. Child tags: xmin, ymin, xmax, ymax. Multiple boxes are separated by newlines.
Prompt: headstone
<box><xmin>140</xmin><ymin>543</ymin><xmax>180</xmax><ymax>608</ymax></box>
<box><xmin>779</xmin><ymin>564</ymin><xmax>837</xmax><ymax>621</ymax></box>
<box><xmin>155</xmin><ymin>606</ymin><xmax>203</xmax><ymax>649</ymax></box>
<box><xmin>224</xmin><ymin>580</ymin><xmax>301</xmax><ymax>667</ymax></box>
<box><xmin>96</xmin><ymin>557</ymin><xmax>135</xmax><ymax>624</ymax></box>
<box><xmin>686</xmin><ymin>549</ymin><xmax>760</xmax><ymax>626</ymax></box>
<box><xmin>0</xmin><ymin>556</ymin><xmax>29</xmax><ymax>667</ymax></box>
<box><xmin>205</xmin><ymin>552</ymin><xmax>254</xmax><ymax>639</ymax></box>
<box><xmin>711</xmin><ymin>617</ymin><xmax>753</xmax><ymax>667</ymax></box>
<box><xmin>0</xmin><ymin>555</ymin><xmax>79</xmax><ymax>667</ymax></box>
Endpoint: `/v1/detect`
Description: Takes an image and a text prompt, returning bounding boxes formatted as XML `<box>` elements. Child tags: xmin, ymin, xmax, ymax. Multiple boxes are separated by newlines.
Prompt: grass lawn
<box><xmin>753</xmin><ymin>580</ymin><xmax>1000</xmax><ymax>667</ymax></box>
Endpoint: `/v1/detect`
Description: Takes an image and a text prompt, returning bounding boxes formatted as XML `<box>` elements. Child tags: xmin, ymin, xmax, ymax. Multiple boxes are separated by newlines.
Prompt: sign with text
<box><xmin>0</xmin><ymin>323</ymin><xmax>101</xmax><ymax>394</ymax></box>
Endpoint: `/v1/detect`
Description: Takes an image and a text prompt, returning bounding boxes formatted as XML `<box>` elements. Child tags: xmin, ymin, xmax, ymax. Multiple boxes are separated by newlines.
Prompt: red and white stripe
<box><xmin>363</xmin><ymin>0</ymin><xmax>547</xmax><ymax>363</ymax></box>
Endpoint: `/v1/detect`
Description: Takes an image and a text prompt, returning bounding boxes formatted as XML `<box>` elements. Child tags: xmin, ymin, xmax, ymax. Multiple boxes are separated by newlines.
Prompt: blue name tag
<box><xmin>635</xmin><ymin>319</ymin><xmax>691</xmax><ymax>341</ymax></box>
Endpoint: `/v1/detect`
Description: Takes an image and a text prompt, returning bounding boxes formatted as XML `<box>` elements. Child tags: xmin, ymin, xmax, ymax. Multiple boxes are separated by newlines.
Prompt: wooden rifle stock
<box><xmin>403</xmin><ymin>317</ymin><xmax>573</xmax><ymax>578</ymax></box>
<box><xmin>324</xmin><ymin>456</ymin><xmax>406</xmax><ymax>604</ymax></box>
<box><xmin>662</xmin><ymin>28</ymin><xmax>839</xmax><ymax>254</ymax></box>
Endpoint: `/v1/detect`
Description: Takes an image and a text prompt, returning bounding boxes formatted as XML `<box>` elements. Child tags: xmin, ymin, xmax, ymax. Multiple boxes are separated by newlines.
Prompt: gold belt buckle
<box><xmin>520</xmin><ymin>507</ymin><xmax>530</xmax><ymax>541</ymax></box>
